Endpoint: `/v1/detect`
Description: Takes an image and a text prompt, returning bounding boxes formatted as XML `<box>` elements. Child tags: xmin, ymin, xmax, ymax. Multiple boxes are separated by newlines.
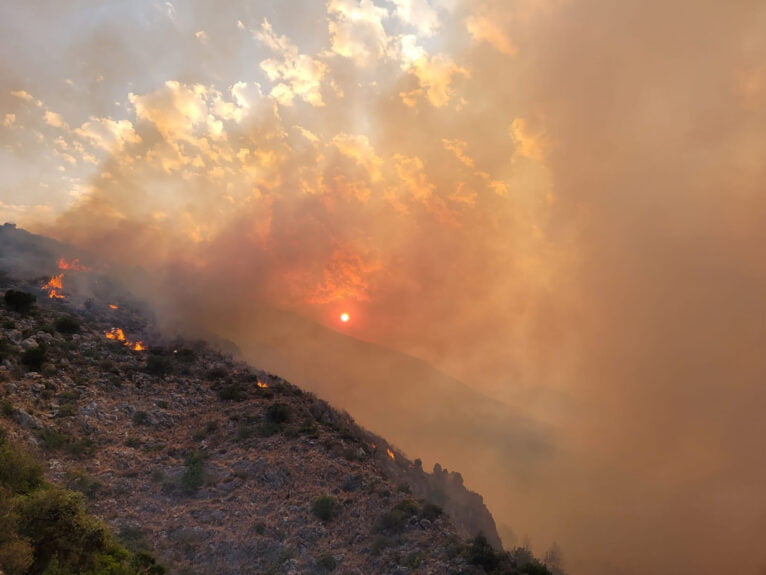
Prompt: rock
<box><xmin>15</xmin><ymin>409</ymin><xmax>42</xmax><ymax>430</ymax></box>
<box><xmin>21</xmin><ymin>337</ymin><xmax>39</xmax><ymax>350</ymax></box>
<box><xmin>6</xmin><ymin>329</ymin><xmax>22</xmax><ymax>343</ymax></box>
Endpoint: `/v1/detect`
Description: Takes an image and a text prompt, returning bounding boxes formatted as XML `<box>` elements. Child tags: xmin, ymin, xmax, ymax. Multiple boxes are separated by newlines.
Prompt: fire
<box><xmin>57</xmin><ymin>258</ymin><xmax>89</xmax><ymax>271</ymax></box>
<box><xmin>108</xmin><ymin>304</ymin><xmax>119</xmax><ymax>310</ymax></box>
<box><xmin>256</xmin><ymin>381</ymin><xmax>269</xmax><ymax>389</ymax></box>
<box><xmin>105</xmin><ymin>328</ymin><xmax>146</xmax><ymax>351</ymax></box>
<box><xmin>386</xmin><ymin>448</ymin><xmax>396</xmax><ymax>461</ymax></box>
<box><xmin>105</xmin><ymin>327</ymin><xmax>126</xmax><ymax>341</ymax></box>
<box><xmin>42</xmin><ymin>273</ymin><xmax>66</xmax><ymax>299</ymax></box>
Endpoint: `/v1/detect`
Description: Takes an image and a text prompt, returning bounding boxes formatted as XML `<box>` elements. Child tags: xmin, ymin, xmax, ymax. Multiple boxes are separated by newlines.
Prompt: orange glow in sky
<box><xmin>340</xmin><ymin>312</ymin><xmax>350</xmax><ymax>323</ymax></box>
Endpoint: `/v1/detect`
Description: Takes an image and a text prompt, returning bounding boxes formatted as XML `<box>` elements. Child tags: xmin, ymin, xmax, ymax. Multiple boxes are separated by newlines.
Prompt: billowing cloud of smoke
<box><xmin>3</xmin><ymin>0</ymin><xmax>766</xmax><ymax>573</ymax></box>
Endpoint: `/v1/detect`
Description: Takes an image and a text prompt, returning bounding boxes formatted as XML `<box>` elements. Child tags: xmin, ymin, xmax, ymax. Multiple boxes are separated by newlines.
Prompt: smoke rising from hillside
<box><xmin>3</xmin><ymin>1</ymin><xmax>766</xmax><ymax>573</ymax></box>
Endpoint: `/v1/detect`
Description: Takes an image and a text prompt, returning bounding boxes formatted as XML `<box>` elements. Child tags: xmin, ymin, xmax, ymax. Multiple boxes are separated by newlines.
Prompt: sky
<box><xmin>2</xmin><ymin>1</ymin><xmax>766</xmax><ymax>573</ymax></box>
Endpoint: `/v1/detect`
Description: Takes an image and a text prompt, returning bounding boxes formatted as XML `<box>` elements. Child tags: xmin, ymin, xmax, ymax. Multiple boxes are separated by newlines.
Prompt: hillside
<box><xmin>0</xmin><ymin>225</ymin><xmax>556</xmax><ymax>574</ymax></box>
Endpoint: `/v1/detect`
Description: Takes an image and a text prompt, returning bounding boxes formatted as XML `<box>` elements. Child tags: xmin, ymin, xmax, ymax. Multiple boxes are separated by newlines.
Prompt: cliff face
<box><xmin>0</xmin><ymin>225</ymin><xmax>512</xmax><ymax>574</ymax></box>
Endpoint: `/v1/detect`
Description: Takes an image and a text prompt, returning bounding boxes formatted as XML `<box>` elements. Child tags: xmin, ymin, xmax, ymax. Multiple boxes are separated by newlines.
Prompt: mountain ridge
<box><xmin>0</xmin><ymin>224</ymin><xmax>559</xmax><ymax>574</ymax></box>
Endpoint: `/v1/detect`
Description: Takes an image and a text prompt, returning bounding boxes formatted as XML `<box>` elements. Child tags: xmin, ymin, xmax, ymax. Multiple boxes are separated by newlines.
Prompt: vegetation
<box><xmin>316</xmin><ymin>553</ymin><xmax>337</xmax><ymax>572</ymax></box>
<box><xmin>145</xmin><ymin>355</ymin><xmax>173</xmax><ymax>377</ymax></box>
<box><xmin>0</xmin><ymin>428</ymin><xmax>164</xmax><ymax>575</ymax></box>
<box><xmin>4</xmin><ymin>290</ymin><xmax>36</xmax><ymax>313</ymax></box>
<box><xmin>20</xmin><ymin>345</ymin><xmax>47</xmax><ymax>372</ymax></box>
<box><xmin>311</xmin><ymin>495</ymin><xmax>339</xmax><ymax>523</ymax></box>
<box><xmin>181</xmin><ymin>451</ymin><xmax>206</xmax><ymax>494</ymax></box>
<box><xmin>53</xmin><ymin>316</ymin><xmax>81</xmax><ymax>334</ymax></box>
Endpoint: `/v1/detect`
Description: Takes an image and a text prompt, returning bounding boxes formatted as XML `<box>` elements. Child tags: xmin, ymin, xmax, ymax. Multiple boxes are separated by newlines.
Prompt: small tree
<box><xmin>312</xmin><ymin>495</ymin><xmax>338</xmax><ymax>522</ymax></box>
<box><xmin>466</xmin><ymin>533</ymin><xmax>499</xmax><ymax>571</ymax></box>
<box><xmin>4</xmin><ymin>290</ymin><xmax>36</xmax><ymax>313</ymax></box>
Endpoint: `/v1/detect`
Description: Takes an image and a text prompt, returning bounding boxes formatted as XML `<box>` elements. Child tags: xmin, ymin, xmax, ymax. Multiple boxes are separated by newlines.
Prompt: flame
<box><xmin>58</xmin><ymin>258</ymin><xmax>89</xmax><ymax>271</ymax></box>
<box><xmin>105</xmin><ymin>327</ymin><xmax>145</xmax><ymax>351</ymax></box>
<box><xmin>42</xmin><ymin>273</ymin><xmax>66</xmax><ymax>299</ymax></box>
<box><xmin>256</xmin><ymin>381</ymin><xmax>269</xmax><ymax>389</ymax></box>
<box><xmin>108</xmin><ymin>304</ymin><xmax>119</xmax><ymax>310</ymax></box>
<box><xmin>386</xmin><ymin>448</ymin><xmax>396</xmax><ymax>461</ymax></box>
<box><xmin>105</xmin><ymin>327</ymin><xmax>126</xmax><ymax>341</ymax></box>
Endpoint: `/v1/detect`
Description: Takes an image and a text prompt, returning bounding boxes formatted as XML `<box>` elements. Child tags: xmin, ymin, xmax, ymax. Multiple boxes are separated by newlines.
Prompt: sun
<box><xmin>339</xmin><ymin>312</ymin><xmax>350</xmax><ymax>323</ymax></box>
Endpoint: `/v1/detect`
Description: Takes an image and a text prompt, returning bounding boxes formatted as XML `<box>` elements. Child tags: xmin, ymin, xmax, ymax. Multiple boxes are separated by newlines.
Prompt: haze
<box><xmin>2</xmin><ymin>1</ymin><xmax>766</xmax><ymax>573</ymax></box>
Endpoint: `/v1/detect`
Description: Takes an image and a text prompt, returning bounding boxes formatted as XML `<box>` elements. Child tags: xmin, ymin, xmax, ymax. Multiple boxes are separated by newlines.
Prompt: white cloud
<box><xmin>327</xmin><ymin>0</ymin><xmax>391</xmax><ymax>66</ymax></box>
<box><xmin>256</xmin><ymin>19</ymin><xmax>328</xmax><ymax>106</ymax></box>
<box><xmin>76</xmin><ymin>117</ymin><xmax>141</xmax><ymax>152</ymax></box>
<box><xmin>390</xmin><ymin>0</ymin><xmax>440</xmax><ymax>37</ymax></box>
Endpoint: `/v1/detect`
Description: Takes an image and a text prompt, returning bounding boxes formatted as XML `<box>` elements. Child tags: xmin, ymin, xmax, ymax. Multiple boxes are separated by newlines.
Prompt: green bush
<box><xmin>311</xmin><ymin>495</ymin><xmax>338</xmax><ymax>522</ymax></box>
<box><xmin>181</xmin><ymin>451</ymin><xmax>205</xmax><ymax>493</ymax></box>
<box><xmin>4</xmin><ymin>290</ymin><xmax>36</xmax><ymax>313</ymax></box>
<box><xmin>0</xmin><ymin>438</ymin><xmax>44</xmax><ymax>494</ymax></box>
<box><xmin>0</xmin><ymin>433</ymin><xmax>160</xmax><ymax>575</ymax></box>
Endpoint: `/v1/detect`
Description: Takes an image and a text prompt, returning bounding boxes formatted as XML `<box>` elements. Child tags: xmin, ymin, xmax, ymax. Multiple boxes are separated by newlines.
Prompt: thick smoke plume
<box><xmin>2</xmin><ymin>1</ymin><xmax>766</xmax><ymax>573</ymax></box>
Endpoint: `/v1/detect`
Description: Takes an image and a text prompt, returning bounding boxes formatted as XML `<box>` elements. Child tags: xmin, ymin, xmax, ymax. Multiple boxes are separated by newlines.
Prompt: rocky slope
<box><xmin>0</xmin><ymin>225</ymin><xmax>552</xmax><ymax>574</ymax></box>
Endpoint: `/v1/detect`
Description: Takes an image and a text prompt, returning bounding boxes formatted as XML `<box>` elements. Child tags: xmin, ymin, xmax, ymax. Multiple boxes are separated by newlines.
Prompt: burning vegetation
<box><xmin>42</xmin><ymin>273</ymin><xmax>65</xmax><ymax>299</ymax></box>
<box><xmin>105</xmin><ymin>327</ymin><xmax>145</xmax><ymax>351</ymax></box>
<box><xmin>40</xmin><ymin>258</ymin><xmax>91</xmax><ymax>299</ymax></box>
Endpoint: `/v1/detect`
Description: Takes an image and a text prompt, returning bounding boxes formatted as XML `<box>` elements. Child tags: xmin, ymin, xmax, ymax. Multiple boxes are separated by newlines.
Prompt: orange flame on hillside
<box><xmin>105</xmin><ymin>328</ymin><xmax>145</xmax><ymax>351</ymax></box>
<box><xmin>42</xmin><ymin>273</ymin><xmax>66</xmax><ymax>299</ymax></box>
<box><xmin>256</xmin><ymin>381</ymin><xmax>269</xmax><ymax>389</ymax></box>
<box><xmin>58</xmin><ymin>258</ymin><xmax>89</xmax><ymax>271</ymax></box>
<box><xmin>105</xmin><ymin>327</ymin><xmax>126</xmax><ymax>341</ymax></box>
<box><xmin>386</xmin><ymin>448</ymin><xmax>396</xmax><ymax>461</ymax></box>
<box><xmin>108</xmin><ymin>304</ymin><xmax>119</xmax><ymax>310</ymax></box>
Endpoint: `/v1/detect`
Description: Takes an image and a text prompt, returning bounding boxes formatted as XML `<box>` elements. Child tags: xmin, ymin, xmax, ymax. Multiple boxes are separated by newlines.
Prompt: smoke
<box><xmin>3</xmin><ymin>0</ymin><xmax>766</xmax><ymax>573</ymax></box>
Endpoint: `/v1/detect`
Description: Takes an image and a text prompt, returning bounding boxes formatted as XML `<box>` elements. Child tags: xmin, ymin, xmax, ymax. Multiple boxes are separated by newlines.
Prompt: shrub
<box><xmin>132</xmin><ymin>411</ymin><xmax>150</xmax><ymax>426</ymax></box>
<box><xmin>146</xmin><ymin>356</ymin><xmax>173</xmax><ymax>376</ymax></box>
<box><xmin>374</xmin><ymin>500</ymin><xmax>420</xmax><ymax>534</ymax></box>
<box><xmin>21</xmin><ymin>345</ymin><xmax>47</xmax><ymax>371</ymax></box>
<box><xmin>217</xmin><ymin>383</ymin><xmax>245</xmax><ymax>402</ymax></box>
<box><xmin>1</xmin><ymin>400</ymin><xmax>14</xmax><ymax>418</ymax></box>
<box><xmin>466</xmin><ymin>534</ymin><xmax>499</xmax><ymax>571</ymax></box>
<box><xmin>421</xmin><ymin>502</ymin><xmax>444</xmax><ymax>522</ymax></box>
<box><xmin>316</xmin><ymin>553</ymin><xmax>337</xmax><ymax>571</ymax></box>
<box><xmin>311</xmin><ymin>495</ymin><xmax>338</xmax><ymax>522</ymax></box>
<box><xmin>56</xmin><ymin>404</ymin><xmax>78</xmax><ymax>418</ymax></box>
<box><xmin>54</xmin><ymin>315</ymin><xmax>81</xmax><ymax>334</ymax></box>
<box><xmin>0</xmin><ymin>437</ymin><xmax>44</xmax><ymax>494</ymax></box>
<box><xmin>181</xmin><ymin>451</ymin><xmax>205</xmax><ymax>493</ymax></box>
<box><xmin>261</xmin><ymin>403</ymin><xmax>292</xmax><ymax>436</ymax></box>
<box><xmin>4</xmin><ymin>290</ymin><xmax>35</xmax><ymax>313</ymax></box>
<box><xmin>64</xmin><ymin>469</ymin><xmax>102</xmax><ymax>499</ymax></box>
<box><xmin>266</xmin><ymin>403</ymin><xmax>291</xmax><ymax>424</ymax></box>
<box><xmin>0</xmin><ymin>337</ymin><xmax>13</xmax><ymax>361</ymax></box>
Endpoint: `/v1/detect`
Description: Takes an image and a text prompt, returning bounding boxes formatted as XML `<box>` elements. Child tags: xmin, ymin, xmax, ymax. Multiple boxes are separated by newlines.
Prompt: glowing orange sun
<box><xmin>340</xmin><ymin>312</ymin><xmax>350</xmax><ymax>323</ymax></box>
